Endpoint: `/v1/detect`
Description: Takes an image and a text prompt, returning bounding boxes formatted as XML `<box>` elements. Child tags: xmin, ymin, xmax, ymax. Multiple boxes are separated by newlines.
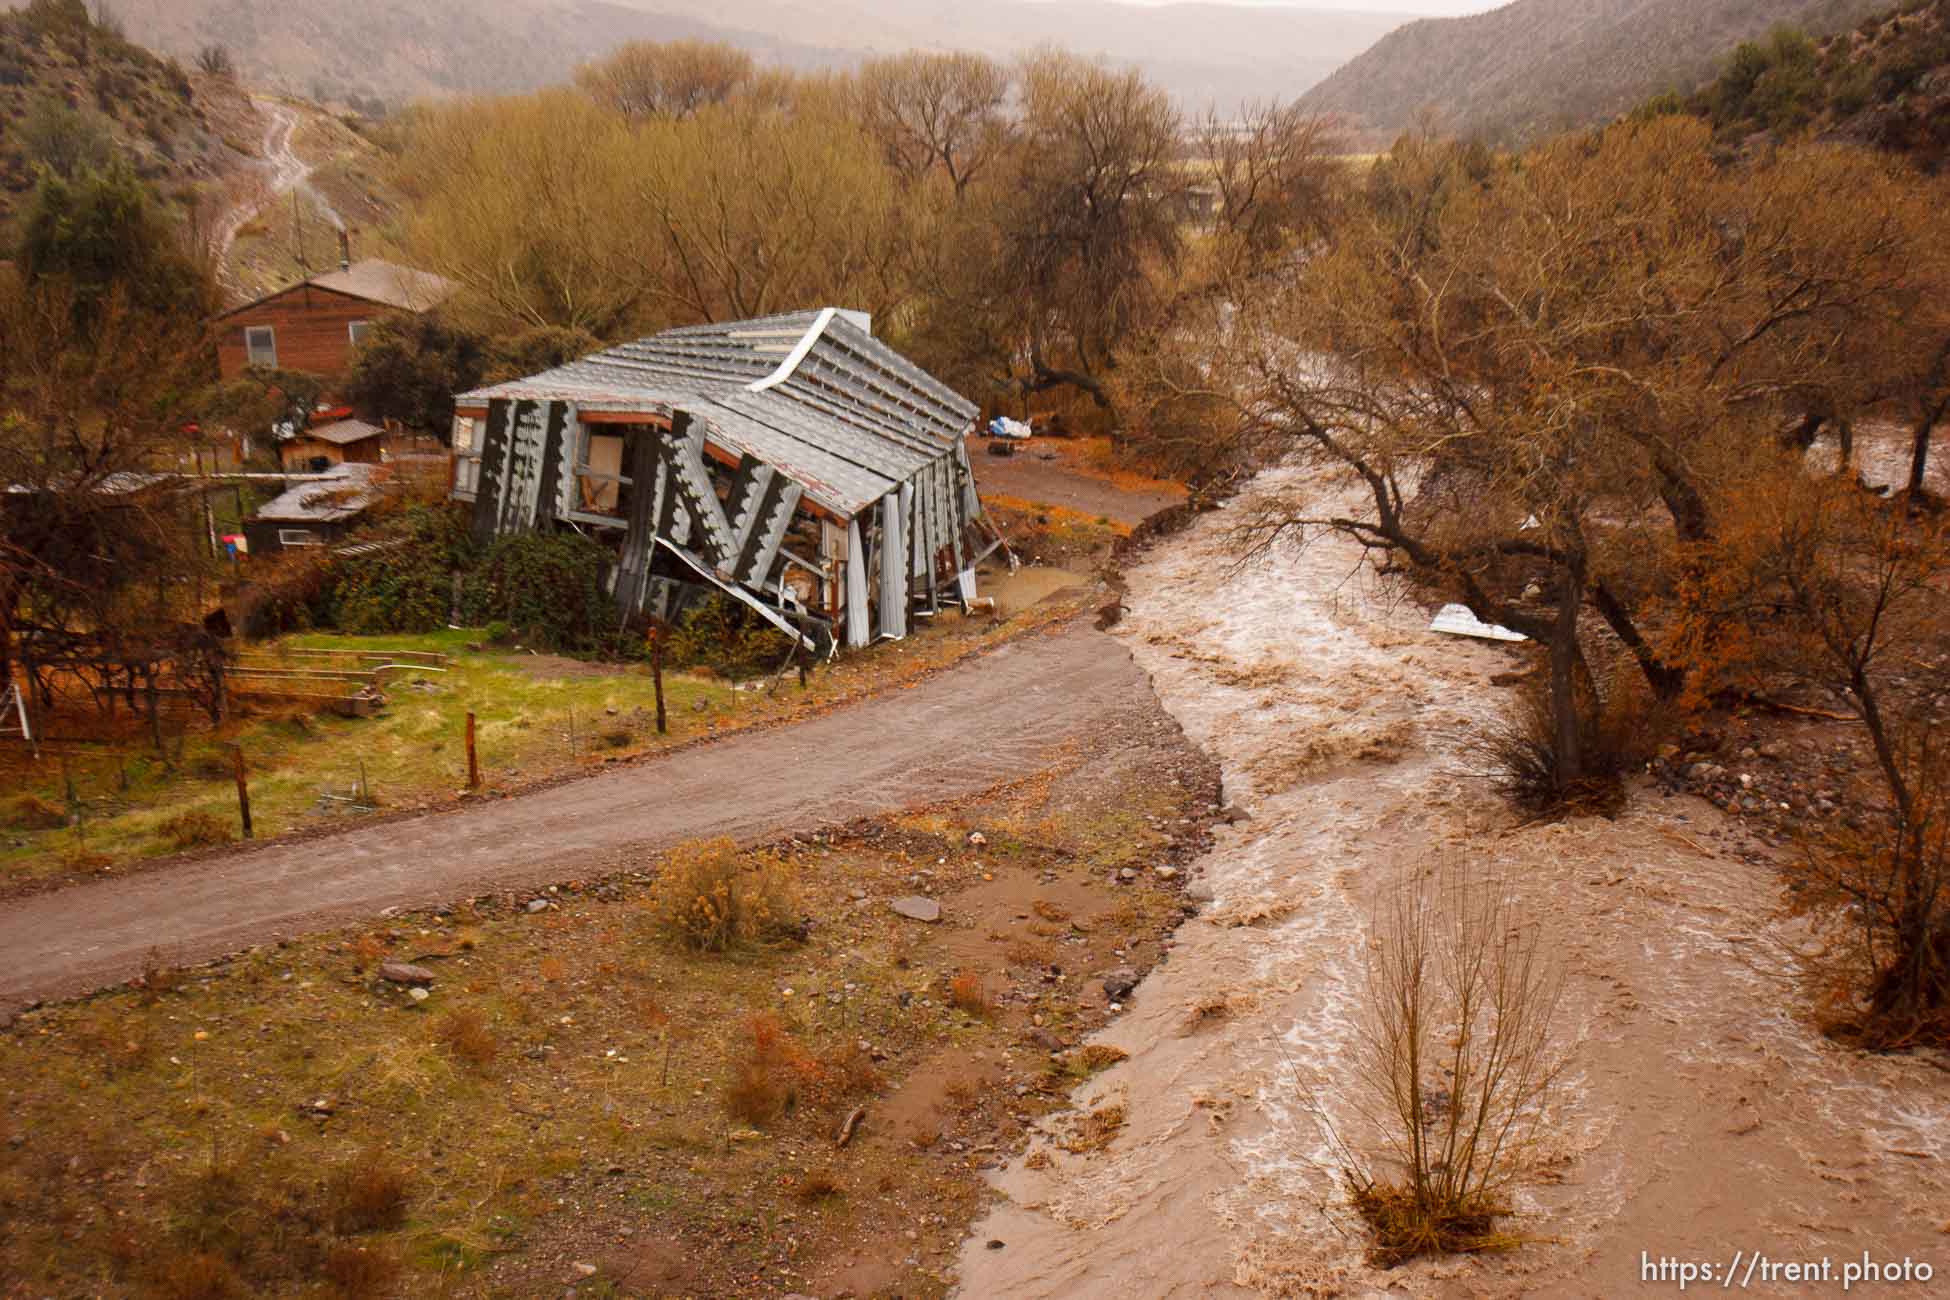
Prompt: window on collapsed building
<box><xmin>570</xmin><ymin>424</ymin><xmax>640</xmax><ymax>526</ymax></box>
<box><xmin>245</xmin><ymin>325</ymin><xmax>277</xmax><ymax>368</ymax></box>
<box><xmin>451</xmin><ymin>415</ymin><xmax>482</xmax><ymax>498</ymax></box>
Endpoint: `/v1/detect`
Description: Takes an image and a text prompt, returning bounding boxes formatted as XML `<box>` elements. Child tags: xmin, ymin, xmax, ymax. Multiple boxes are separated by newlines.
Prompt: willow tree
<box><xmin>573</xmin><ymin>40</ymin><xmax>755</xmax><ymax>121</ymax></box>
<box><xmin>394</xmin><ymin>90</ymin><xmax>648</xmax><ymax>337</ymax></box>
<box><xmin>850</xmin><ymin>51</ymin><xmax>1012</xmax><ymax>198</ymax></box>
<box><xmin>1227</xmin><ymin>116</ymin><xmax>1940</xmax><ymax>794</ymax></box>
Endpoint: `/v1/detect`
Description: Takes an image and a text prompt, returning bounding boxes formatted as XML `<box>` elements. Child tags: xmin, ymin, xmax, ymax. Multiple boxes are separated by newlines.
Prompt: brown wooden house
<box><xmin>214</xmin><ymin>258</ymin><xmax>459</xmax><ymax>384</ymax></box>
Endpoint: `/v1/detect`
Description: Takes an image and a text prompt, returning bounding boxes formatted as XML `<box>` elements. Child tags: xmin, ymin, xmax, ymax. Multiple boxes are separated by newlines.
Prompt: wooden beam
<box><xmin>580</xmin><ymin>410</ymin><xmax>675</xmax><ymax>428</ymax></box>
<box><xmin>454</xmin><ymin>405</ymin><xmax>488</xmax><ymax>420</ymax></box>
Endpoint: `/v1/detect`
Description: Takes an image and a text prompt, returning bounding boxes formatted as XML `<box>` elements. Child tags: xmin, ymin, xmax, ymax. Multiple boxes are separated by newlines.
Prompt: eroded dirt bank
<box><xmin>958</xmin><ymin>467</ymin><xmax>1950</xmax><ymax>1298</ymax></box>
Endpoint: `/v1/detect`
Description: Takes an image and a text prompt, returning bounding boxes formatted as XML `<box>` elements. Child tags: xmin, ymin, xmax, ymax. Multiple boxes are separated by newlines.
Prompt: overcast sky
<box><xmin>1105</xmin><ymin>0</ymin><xmax>1505</xmax><ymax>14</ymax></box>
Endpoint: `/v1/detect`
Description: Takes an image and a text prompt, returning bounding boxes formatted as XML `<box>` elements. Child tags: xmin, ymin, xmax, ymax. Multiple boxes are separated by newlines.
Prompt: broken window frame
<box><xmin>450</xmin><ymin>415</ymin><xmax>482</xmax><ymax>500</ymax></box>
<box><xmin>563</xmin><ymin>421</ymin><xmax>637</xmax><ymax>529</ymax></box>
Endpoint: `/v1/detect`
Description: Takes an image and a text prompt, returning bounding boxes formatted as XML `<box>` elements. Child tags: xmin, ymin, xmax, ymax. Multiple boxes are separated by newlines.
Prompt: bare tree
<box><xmin>1333</xmin><ymin>858</ymin><xmax>1566</xmax><ymax>1264</ymax></box>
<box><xmin>574</xmin><ymin>40</ymin><xmax>754</xmax><ymax>121</ymax></box>
<box><xmin>999</xmin><ymin>50</ymin><xmax>1185</xmax><ymax>420</ymax></box>
<box><xmin>850</xmin><ymin>51</ymin><xmax>1011</xmax><ymax>198</ymax></box>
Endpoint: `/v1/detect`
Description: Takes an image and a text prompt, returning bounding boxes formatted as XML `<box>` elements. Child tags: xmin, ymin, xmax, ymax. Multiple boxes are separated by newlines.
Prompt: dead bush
<box><xmin>155</xmin><ymin>810</ymin><xmax>235</xmax><ymax>852</ymax></box>
<box><xmin>948</xmin><ymin>968</ymin><xmax>992</xmax><ymax>1016</ymax></box>
<box><xmin>153</xmin><ymin>1249</ymin><xmax>246</xmax><ymax>1300</ymax></box>
<box><xmin>1335</xmin><ymin>858</ymin><xmax>1566</xmax><ymax>1267</ymax></box>
<box><xmin>321</xmin><ymin>1242</ymin><xmax>401</xmax><ymax>1298</ymax></box>
<box><xmin>431</xmin><ymin>1008</ymin><xmax>498</xmax><ymax>1074</ymax></box>
<box><xmin>794</xmin><ymin>1169</ymin><xmax>843</xmax><ymax>1201</ymax></box>
<box><xmin>648</xmin><ymin>837</ymin><xmax>801</xmax><ymax>953</ymax></box>
<box><xmin>72</xmin><ymin>1009</ymin><xmax>153</xmax><ymax>1077</ymax></box>
<box><xmin>1477</xmin><ymin>671</ymin><xmax>1667</xmax><ymax>817</ymax></box>
<box><xmin>723</xmin><ymin>1012</ymin><xmax>824</xmax><ymax>1126</ymax></box>
<box><xmin>599</xmin><ymin>726</ymin><xmax>633</xmax><ymax>749</ymax></box>
<box><xmin>324</xmin><ymin>1151</ymin><xmax>411</xmax><ymax>1235</ymax></box>
<box><xmin>2</xmin><ymin>792</ymin><xmax>66</xmax><ymax>831</ymax></box>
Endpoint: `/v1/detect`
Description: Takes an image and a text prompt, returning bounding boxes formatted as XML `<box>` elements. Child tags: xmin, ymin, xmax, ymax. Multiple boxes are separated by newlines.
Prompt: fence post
<box><xmin>466</xmin><ymin>711</ymin><xmax>480</xmax><ymax>789</ymax></box>
<box><xmin>231</xmin><ymin>745</ymin><xmax>253</xmax><ymax>840</ymax></box>
<box><xmin>651</xmin><ymin>625</ymin><xmax>668</xmax><ymax>736</ymax></box>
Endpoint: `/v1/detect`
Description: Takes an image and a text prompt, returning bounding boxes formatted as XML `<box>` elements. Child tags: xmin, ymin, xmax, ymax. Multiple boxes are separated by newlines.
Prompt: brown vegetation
<box><xmin>1339</xmin><ymin>861</ymin><xmax>1565</xmax><ymax>1266</ymax></box>
<box><xmin>648</xmin><ymin>836</ymin><xmax>800</xmax><ymax>953</ymax></box>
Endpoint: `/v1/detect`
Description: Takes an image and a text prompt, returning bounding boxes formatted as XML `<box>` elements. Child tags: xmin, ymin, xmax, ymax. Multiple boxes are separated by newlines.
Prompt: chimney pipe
<box><xmin>338</xmin><ymin>229</ymin><xmax>351</xmax><ymax>273</ymax></box>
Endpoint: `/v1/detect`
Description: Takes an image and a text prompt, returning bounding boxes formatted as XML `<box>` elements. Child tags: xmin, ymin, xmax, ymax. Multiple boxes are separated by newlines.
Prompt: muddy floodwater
<box><xmin>957</xmin><ymin>466</ymin><xmax>1950</xmax><ymax>1298</ymax></box>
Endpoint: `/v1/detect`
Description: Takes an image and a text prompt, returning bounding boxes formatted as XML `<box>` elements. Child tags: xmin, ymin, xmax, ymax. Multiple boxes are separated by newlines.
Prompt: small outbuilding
<box><xmin>278</xmin><ymin>417</ymin><xmax>387</xmax><ymax>473</ymax></box>
<box><xmin>451</xmin><ymin>309</ymin><xmax>1008</xmax><ymax>654</ymax></box>
<box><xmin>243</xmin><ymin>463</ymin><xmax>384</xmax><ymax>554</ymax></box>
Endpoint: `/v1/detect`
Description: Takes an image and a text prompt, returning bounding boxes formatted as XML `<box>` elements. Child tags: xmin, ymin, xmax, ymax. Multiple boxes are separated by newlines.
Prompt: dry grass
<box><xmin>649</xmin><ymin>837</ymin><xmax>801</xmax><ymax>953</ymax></box>
<box><xmin>321</xmin><ymin>1243</ymin><xmax>402</xmax><ymax>1299</ymax></box>
<box><xmin>324</xmin><ymin>1151</ymin><xmax>412</xmax><ymax>1235</ymax></box>
<box><xmin>2</xmin><ymin>793</ymin><xmax>66</xmax><ymax>831</ymax></box>
<box><xmin>154</xmin><ymin>809</ymin><xmax>236</xmax><ymax>852</ymax></box>
<box><xmin>1064</xmin><ymin>1101</ymin><xmax>1127</xmax><ymax>1153</ymax></box>
<box><xmin>724</xmin><ymin>1012</ymin><xmax>822</xmax><ymax>1126</ymax></box>
<box><xmin>794</xmin><ymin>1169</ymin><xmax>843</xmax><ymax>1201</ymax></box>
<box><xmin>431</xmin><ymin>1007</ymin><xmax>498</xmax><ymax>1074</ymax></box>
<box><xmin>949</xmin><ymin>968</ymin><xmax>992</xmax><ymax>1016</ymax></box>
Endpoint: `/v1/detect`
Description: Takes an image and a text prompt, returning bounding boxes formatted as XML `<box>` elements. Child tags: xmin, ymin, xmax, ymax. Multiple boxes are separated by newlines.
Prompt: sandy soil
<box><xmin>975</xmin><ymin>438</ymin><xmax>1187</xmax><ymax>527</ymax></box>
<box><xmin>0</xmin><ymin>625</ymin><xmax>1147</xmax><ymax>1017</ymax></box>
<box><xmin>957</xmin><ymin>466</ymin><xmax>1950</xmax><ymax>1298</ymax></box>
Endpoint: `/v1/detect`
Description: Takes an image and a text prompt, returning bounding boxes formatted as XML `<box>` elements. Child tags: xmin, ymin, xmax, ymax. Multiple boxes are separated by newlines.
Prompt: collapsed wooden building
<box><xmin>450</xmin><ymin>309</ymin><xmax>1008</xmax><ymax>654</ymax></box>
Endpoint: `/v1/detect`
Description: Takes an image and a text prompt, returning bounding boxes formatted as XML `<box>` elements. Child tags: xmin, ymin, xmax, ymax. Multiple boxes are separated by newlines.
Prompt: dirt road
<box><xmin>0</xmin><ymin>625</ymin><xmax>1142</xmax><ymax>1015</ymax></box>
<box><xmin>958</xmin><ymin>468</ymin><xmax>1950</xmax><ymax>1298</ymax></box>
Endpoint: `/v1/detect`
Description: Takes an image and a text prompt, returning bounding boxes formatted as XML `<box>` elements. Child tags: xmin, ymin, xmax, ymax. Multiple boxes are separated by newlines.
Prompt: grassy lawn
<box><xmin>1</xmin><ymin>597</ymin><xmax>1086</xmax><ymax>893</ymax></box>
<box><xmin>0</xmin><ymin>724</ymin><xmax>1214</xmax><ymax>1298</ymax></box>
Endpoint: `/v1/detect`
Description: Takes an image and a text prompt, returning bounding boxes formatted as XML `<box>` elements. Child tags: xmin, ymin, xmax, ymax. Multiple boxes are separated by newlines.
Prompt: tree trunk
<box><xmin>1548</xmin><ymin>559</ymin><xmax>1587</xmax><ymax>793</ymax></box>
<box><xmin>1591</xmin><ymin>578</ymin><xmax>1685</xmax><ymax>701</ymax></box>
<box><xmin>1908</xmin><ymin>397</ymin><xmax>1946</xmax><ymax>498</ymax></box>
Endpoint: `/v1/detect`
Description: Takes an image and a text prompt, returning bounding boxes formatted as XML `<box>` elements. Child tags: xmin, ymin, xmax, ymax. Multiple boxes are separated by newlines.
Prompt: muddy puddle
<box><xmin>956</xmin><ymin>465</ymin><xmax>1950</xmax><ymax>1298</ymax></box>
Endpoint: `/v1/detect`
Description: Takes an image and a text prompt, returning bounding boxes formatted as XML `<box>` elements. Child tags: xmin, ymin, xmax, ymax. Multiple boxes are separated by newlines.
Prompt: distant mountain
<box><xmin>1296</xmin><ymin>0</ymin><xmax>1892</xmax><ymax>145</ymax></box>
<box><xmin>86</xmin><ymin>0</ymin><xmax>1409</xmax><ymax>113</ymax></box>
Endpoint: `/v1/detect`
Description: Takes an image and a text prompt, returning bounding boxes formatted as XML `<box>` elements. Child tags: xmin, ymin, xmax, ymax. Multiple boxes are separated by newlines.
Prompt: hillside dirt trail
<box><xmin>0</xmin><ymin>625</ymin><xmax>1145</xmax><ymax>1016</ymax></box>
<box><xmin>957</xmin><ymin>466</ymin><xmax>1950</xmax><ymax>1298</ymax></box>
<box><xmin>210</xmin><ymin>97</ymin><xmax>321</xmax><ymax>291</ymax></box>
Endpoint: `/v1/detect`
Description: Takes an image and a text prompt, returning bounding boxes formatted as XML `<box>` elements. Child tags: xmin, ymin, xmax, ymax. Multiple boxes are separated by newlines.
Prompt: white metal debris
<box><xmin>1429</xmin><ymin>603</ymin><xmax>1527</xmax><ymax>642</ymax></box>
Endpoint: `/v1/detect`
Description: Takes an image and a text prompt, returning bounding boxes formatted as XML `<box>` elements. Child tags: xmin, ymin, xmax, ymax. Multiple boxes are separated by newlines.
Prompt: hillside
<box><xmin>98</xmin><ymin>0</ymin><xmax>1407</xmax><ymax>113</ymax></box>
<box><xmin>0</xmin><ymin>0</ymin><xmax>264</xmax><ymax>245</ymax></box>
<box><xmin>1673</xmin><ymin>0</ymin><xmax>1950</xmax><ymax>171</ymax></box>
<box><xmin>1296</xmin><ymin>0</ymin><xmax>1891</xmax><ymax>145</ymax></box>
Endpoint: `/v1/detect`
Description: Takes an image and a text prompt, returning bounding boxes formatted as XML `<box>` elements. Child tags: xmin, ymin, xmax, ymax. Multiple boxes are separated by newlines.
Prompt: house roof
<box><xmin>457</xmin><ymin>309</ymin><xmax>979</xmax><ymax>516</ymax></box>
<box><xmin>217</xmin><ymin>259</ymin><xmax>460</xmax><ymax>320</ymax></box>
<box><xmin>250</xmin><ymin>463</ymin><xmax>383</xmax><ymax>524</ymax></box>
<box><xmin>298</xmin><ymin>418</ymin><xmax>386</xmax><ymax>447</ymax></box>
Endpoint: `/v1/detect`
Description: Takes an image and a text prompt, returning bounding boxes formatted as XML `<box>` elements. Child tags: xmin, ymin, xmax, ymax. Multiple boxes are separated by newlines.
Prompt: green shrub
<box><xmin>235</xmin><ymin>548</ymin><xmax>339</xmax><ymax>638</ymax></box>
<box><xmin>460</xmin><ymin>531</ymin><xmax>617</xmax><ymax>651</ymax></box>
<box><xmin>662</xmin><ymin>593</ymin><xmax>794</xmax><ymax>678</ymax></box>
<box><xmin>331</xmin><ymin>502</ymin><xmax>470</xmax><ymax>634</ymax></box>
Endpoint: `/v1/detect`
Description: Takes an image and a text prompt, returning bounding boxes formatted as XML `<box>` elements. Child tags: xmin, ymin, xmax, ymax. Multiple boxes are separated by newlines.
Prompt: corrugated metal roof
<box><xmin>300</xmin><ymin>418</ymin><xmax>386</xmax><ymax>447</ymax></box>
<box><xmin>459</xmin><ymin>310</ymin><xmax>977</xmax><ymax>516</ymax></box>
<box><xmin>252</xmin><ymin>464</ymin><xmax>383</xmax><ymax>523</ymax></box>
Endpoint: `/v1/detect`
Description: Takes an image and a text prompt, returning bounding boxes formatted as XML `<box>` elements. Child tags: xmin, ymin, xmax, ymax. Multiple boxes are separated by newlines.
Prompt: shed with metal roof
<box><xmin>451</xmin><ymin>309</ymin><xmax>1010</xmax><ymax>654</ymax></box>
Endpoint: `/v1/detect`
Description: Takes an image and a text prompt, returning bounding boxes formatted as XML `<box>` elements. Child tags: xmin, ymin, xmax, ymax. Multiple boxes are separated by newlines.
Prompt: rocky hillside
<box><xmin>0</xmin><ymin>0</ymin><xmax>263</xmax><ymax>243</ymax></box>
<box><xmin>98</xmin><ymin>0</ymin><xmax>1405</xmax><ymax>114</ymax></box>
<box><xmin>1297</xmin><ymin>0</ymin><xmax>1890</xmax><ymax>145</ymax></box>
<box><xmin>1675</xmin><ymin>0</ymin><xmax>1950</xmax><ymax>171</ymax></box>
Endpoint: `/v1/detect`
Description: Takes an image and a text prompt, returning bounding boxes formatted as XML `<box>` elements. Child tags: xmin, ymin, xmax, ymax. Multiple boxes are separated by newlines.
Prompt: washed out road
<box><xmin>0</xmin><ymin>625</ymin><xmax>1139</xmax><ymax>1014</ymax></box>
